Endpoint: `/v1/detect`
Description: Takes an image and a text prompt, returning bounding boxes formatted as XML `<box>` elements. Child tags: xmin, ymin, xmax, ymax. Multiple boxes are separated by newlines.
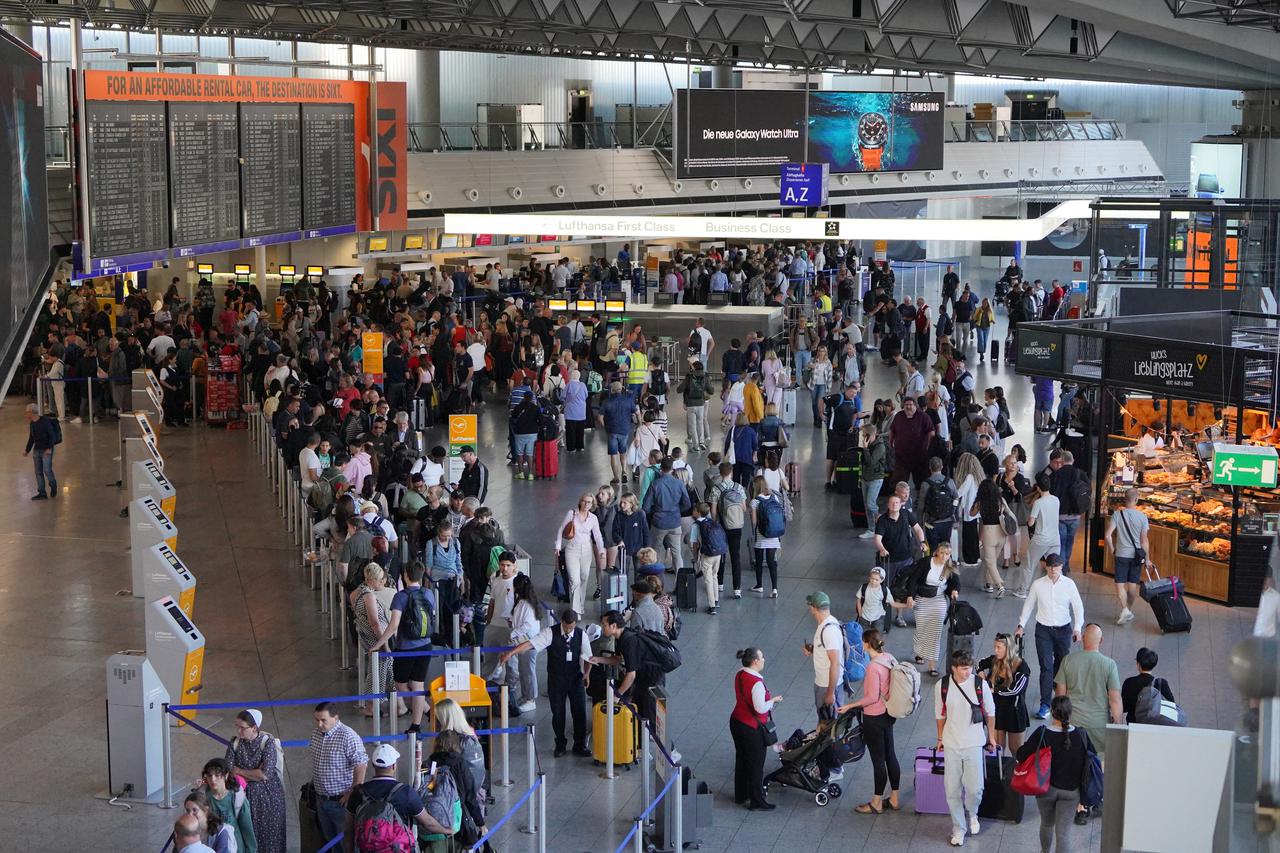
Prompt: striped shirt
<box><xmin>309</xmin><ymin>721</ymin><xmax>367</xmax><ymax>797</ymax></box>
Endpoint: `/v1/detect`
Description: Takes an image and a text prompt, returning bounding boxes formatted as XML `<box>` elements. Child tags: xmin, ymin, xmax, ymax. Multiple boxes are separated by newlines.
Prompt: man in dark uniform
<box><xmin>501</xmin><ymin>608</ymin><xmax>594</xmax><ymax>757</ymax></box>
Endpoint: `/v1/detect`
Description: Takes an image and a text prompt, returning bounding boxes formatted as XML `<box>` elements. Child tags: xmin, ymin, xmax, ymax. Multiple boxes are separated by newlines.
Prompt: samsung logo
<box><xmin>910</xmin><ymin>102</ymin><xmax>940</xmax><ymax>112</ymax></box>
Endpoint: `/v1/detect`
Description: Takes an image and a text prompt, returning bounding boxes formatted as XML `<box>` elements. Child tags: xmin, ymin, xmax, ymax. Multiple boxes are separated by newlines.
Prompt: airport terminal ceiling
<box><xmin>1</xmin><ymin>0</ymin><xmax>1279</xmax><ymax>90</ymax></box>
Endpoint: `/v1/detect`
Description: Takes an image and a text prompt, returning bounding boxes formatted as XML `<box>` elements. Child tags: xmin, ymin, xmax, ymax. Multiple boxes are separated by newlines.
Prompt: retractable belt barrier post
<box><xmin>520</xmin><ymin>723</ymin><xmax>538</xmax><ymax>834</ymax></box>
<box><xmin>602</xmin><ymin>680</ymin><xmax>617</xmax><ymax>780</ymax></box>
<box><xmin>498</xmin><ymin>684</ymin><xmax>512</xmax><ymax>787</ymax></box>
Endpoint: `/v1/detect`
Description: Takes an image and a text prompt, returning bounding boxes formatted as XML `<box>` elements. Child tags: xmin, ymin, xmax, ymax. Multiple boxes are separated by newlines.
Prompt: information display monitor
<box><xmin>168</xmin><ymin>102</ymin><xmax>240</xmax><ymax>250</ymax></box>
<box><xmin>239</xmin><ymin>103</ymin><xmax>302</xmax><ymax>237</ymax></box>
<box><xmin>301</xmin><ymin>103</ymin><xmax>356</xmax><ymax>231</ymax></box>
<box><xmin>86</xmin><ymin>101</ymin><xmax>170</xmax><ymax>258</ymax></box>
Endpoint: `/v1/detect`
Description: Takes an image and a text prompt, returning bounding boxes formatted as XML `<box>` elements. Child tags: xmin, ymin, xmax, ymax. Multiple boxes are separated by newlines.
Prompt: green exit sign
<box><xmin>1212</xmin><ymin>443</ymin><xmax>1279</xmax><ymax>488</ymax></box>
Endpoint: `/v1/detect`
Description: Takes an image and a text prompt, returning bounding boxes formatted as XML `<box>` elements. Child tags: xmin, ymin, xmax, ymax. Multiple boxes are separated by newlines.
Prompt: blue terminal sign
<box><xmin>780</xmin><ymin>162</ymin><xmax>829</xmax><ymax>207</ymax></box>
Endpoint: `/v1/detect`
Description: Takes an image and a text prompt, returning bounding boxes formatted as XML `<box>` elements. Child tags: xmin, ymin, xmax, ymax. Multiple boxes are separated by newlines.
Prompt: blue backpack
<box><xmin>756</xmin><ymin>496</ymin><xmax>786</xmax><ymax>539</ymax></box>
<box><xmin>697</xmin><ymin>517</ymin><xmax>728</xmax><ymax>556</ymax></box>
<box><xmin>843</xmin><ymin>619</ymin><xmax>869</xmax><ymax>685</ymax></box>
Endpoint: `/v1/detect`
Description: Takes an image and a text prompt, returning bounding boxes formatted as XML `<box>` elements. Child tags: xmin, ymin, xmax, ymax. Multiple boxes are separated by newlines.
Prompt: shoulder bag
<box><xmin>1011</xmin><ymin>727</ymin><xmax>1053</xmax><ymax>797</ymax></box>
<box><xmin>999</xmin><ymin>499</ymin><xmax>1019</xmax><ymax>537</ymax></box>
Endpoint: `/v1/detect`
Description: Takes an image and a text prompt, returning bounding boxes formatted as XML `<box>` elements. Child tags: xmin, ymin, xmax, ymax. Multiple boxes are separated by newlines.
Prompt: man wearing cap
<box><xmin>802</xmin><ymin>591</ymin><xmax>851</xmax><ymax>770</ymax></box>
<box><xmin>456</xmin><ymin>445</ymin><xmax>489</xmax><ymax>503</ymax></box>
<box><xmin>599</xmin><ymin>381</ymin><xmax>638</xmax><ymax>485</ymax></box>
<box><xmin>501</xmin><ymin>608</ymin><xmax>594</xmax><ymax>757</ymax></box>
<box><xmin>309</xmin><ymin>702</ymin><xmax>368</xmax><ymax>842</ymax></box>
<box><xmin>342</xmin><ymin>742</ymin><xmax>451</xmax><ymax>851</ymax></box>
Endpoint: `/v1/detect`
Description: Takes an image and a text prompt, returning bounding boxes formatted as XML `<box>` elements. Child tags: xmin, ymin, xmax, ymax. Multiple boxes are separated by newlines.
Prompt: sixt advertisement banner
<box><xmin>1105</xmin><ymin>339</ymin><xmax>1242</xmax><ymax>398</ymax></box>
<box><xmin>674</xmin><ymin>88</ymin><xmax>944</xmax><ymax>179</ymax></box>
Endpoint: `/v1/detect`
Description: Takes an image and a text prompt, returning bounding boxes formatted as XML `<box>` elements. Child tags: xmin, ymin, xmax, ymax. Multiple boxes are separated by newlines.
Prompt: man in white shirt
<box><xmin>934</xmin><ymin>649</ymin><xmax>996</xmax><ymax>847</ymax></box>
<box><xmin>690</xmin><ymin>318</ymin><xmax>714</xmax><ymax>368</ymax></box>
<box><xmin>1015</xmin><ymin>552</ymin><xmax>1084</xmax><ymax>720</ymax></box>
<box><xmin>485</xmin><ymin>552</ymin><xmax>520</xmax><ymax>682</ymax></box>
<box><xmin>360</xmin><ymin>501</ymin><xmax>398</xmax><ymax>547</ymax></box>
<box><xmin>803</xmin><ymin>591</ymin><xmax>847</xmax><ymax>778</ymax></box>
<box><xmin>146</xmin><ymin>326</ymin><xmax>176</xmax><ymax>365</ymax></box>
<box><xmin>551</xmin><ymin>259</ymin><xmax>571</xmax><ymax>290</ymax></box>
<box><xmin>298</xmin><ymin>431</ymin><xmax>324</xmax><ymax>496</ymax></box>
<box><xmin>900</xmin><ymin>360</ymin><xmax>926</xmax><ymax>404</ymax></box>
<box><xmin>173</xmin><ymin>814</ymin><xmax>216</xmax><ymax>853</ymax></box>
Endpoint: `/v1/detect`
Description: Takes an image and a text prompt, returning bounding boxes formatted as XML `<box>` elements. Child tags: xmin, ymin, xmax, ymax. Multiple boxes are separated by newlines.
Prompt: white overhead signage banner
<box><xmin>445</xmin><ymin>200</ymin><xmax>1095</xmax><ymax>243</ymax></box>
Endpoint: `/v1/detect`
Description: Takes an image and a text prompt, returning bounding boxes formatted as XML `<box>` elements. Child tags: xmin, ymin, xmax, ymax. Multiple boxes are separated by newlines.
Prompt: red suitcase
<box><xmin>534</xmin><ymin>439</ymin><xmax>560</xmax><ymax>479</ymax></box>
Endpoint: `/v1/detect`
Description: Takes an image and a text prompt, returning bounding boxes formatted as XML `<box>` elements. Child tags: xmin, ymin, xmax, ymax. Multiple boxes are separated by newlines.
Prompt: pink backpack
<box><xmin>353</xmin><ymin>783</ymin><xmax>415</xmax><ymax>853</ymax></box>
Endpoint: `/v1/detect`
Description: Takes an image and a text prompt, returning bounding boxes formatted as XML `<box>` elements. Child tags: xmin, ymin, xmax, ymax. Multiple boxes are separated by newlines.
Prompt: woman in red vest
<box><xmin>730</xmin><ymin>647</ymin><xmax>783</xmax><ymax>811</ymax></box>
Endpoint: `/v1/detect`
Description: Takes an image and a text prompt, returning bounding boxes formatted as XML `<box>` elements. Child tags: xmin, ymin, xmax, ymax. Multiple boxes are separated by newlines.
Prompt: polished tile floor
<box><xmin>0</xmin><ymin>301</ymin><xmax>1267</xmax><ymax>852</ymax></box>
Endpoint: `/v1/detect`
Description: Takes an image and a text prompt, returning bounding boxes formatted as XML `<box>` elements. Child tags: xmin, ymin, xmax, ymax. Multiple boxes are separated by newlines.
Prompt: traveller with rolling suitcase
<box><xmin>781</xmin><ymin>387</ymin><xmax>798</xmax><ymax>426</ymax></box>
<box><xmin>934</xmin><ymin>653</ymin><xmax>998</xmax><ymax>845</ymax></box>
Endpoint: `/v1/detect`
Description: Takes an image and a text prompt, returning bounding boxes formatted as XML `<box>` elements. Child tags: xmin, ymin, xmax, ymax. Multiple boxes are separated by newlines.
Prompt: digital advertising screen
<box><xmin>674</xmin><ymin>88</ymin><xmax>944</xmax><ymax>179</ymax></box>
<box><xmin>0</xmin><ymin>30</ymin><xmax>46</xmax><ymax>370</ymax></box>
<box><xmin>674</xmin><ymin>88</ymin><xmax>805</xmax><ymax>179</ymax></box>
<box><xmin>808</xmin><ymin>91</ymin><xmax>945</xmax><ymax>174</ymax></box>
<box><xmin>1189</xmin><ymin>140</ymin><xmax>1244</xmax><ymax>199</ymax></box>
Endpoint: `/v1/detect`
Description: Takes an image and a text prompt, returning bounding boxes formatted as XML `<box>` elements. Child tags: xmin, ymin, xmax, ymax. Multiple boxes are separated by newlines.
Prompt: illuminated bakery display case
<box><xmin>1015</xmin><ymin>309</ymin><xmax>1277</xmax><ymax>606</ymax></box>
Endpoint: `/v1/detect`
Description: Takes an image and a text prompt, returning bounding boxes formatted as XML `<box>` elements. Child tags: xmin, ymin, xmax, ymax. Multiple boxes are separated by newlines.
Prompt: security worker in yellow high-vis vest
<box><xmin>626</xmin><ymin>346</ymin><xmax>649</xmax><ymax>402</ymax></box>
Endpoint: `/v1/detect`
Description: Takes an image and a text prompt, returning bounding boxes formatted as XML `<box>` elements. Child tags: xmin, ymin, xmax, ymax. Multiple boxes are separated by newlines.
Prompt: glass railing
<box><xmin>45</xmin><ymin>126</ymin><xmax>70</xmax><ymax>164</ymax></box>
<box><xmin>947</xmin><ymin>120</ymin><xmax>1124</xmax><ymax>143</ymax></box>
<box><xmin>407</xmin><ymin>120</ymin><xmax>672</xmax><ymax>152</ymax></box>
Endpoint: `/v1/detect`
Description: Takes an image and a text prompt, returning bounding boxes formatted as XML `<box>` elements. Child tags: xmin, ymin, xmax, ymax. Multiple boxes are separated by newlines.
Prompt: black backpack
<box><xmin>634</xmin><ymin>629</ymin><xmax>682</xmax><ymax>675</ymax></box>
<box><xmin>925</xmin><ymin>479</ymin><xmax>955</xmax><ymax>523</ymax></box>
<box><xmin>1068</xmin><ymin>469</ymin><xmax>1092</xmax><ymax>514</ymax></box>
<box><xmin>947</xmin><ymin>600</ymin><xmax>983</xmax><ymax>636</ymax></box>
<box><xmin>401</xmin><ymin>586</ymin><xmax>437</xmax><ymax>643</ymax></box>
<box><xmin>649</xmin><ymin>368</ymin><xmax>667</xmax><ymax>397</ymax></box>
<box><xmin>687</xmin><ymin>329</ymin><xmax>701</xmax><ymax>355</ymax></box>
<box><xmin>538</xmin><ymin>398</ymin><xmax>560</xmax><ymax>441</ymax></box>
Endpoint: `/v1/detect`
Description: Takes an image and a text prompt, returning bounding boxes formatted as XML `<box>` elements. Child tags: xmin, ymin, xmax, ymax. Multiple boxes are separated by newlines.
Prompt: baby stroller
<box><xmin>763</xmin><ymin>707</ymin><xmax>864</xmax><ymax>806</ymax></box>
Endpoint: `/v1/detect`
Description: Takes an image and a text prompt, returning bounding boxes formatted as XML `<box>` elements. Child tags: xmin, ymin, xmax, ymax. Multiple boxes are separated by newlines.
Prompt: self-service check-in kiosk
<box><xmin>105</xmin><ymin>652</ymin><xmax>169</xmax><ymax>799</ymax></box>
<box><xmin>143</xmin><ymin>542</ymin><xmax>194</xmax><ymax>617</ymax></box>
<box><xmin>119</xmin><ymin>412</ymin><xmax>159</xmax><ymax>490</ymax></box>
<box><xmin>124</xmin><ymin>436</ymin><xmax>164</xmax><ymax>499</ymax></box>
<box><xmin>131</xmin><ymin>460</ymin><xmax>175</xmax><ymax>519</ymax></box>
<box><xmin>131</xmin><ymin>369</ymin><xmax>162</xmax><ymax>421</ymax></box>
<box><xmin>146</xmin><ymin>595</ymin><xmax>205</xmax><ymax>722</ymax></box>
<box><xmin>130</xmin><ymin>497</ymin><xmax>177</xmax><ymax>598</ymax></box>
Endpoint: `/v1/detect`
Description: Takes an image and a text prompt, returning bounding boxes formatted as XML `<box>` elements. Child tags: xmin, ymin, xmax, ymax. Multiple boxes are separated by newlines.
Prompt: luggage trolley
<box><xmin>205</xmin><ymin>354</ymin><xmax>245</xmax><ymax>428</ymax></box>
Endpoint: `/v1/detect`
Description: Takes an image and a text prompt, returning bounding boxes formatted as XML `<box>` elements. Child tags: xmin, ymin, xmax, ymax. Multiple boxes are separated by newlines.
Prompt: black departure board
<box><xmin>168</xmin><ymin>102</ymin><xmax>241</xmax><ymax>248</ymax></box>
<box><xmin>301</xmin><ymin>103</ymin><xmax>356</xmax><ymax>231</ymax></box>
<box><xmin>85</xmin><ymin>101</ymin><xmax>169</xmax><ymax>259</ymax></box>
<box><xmin>239</xmin><ymin>103</ymin><xmax>301</xmax><ymax>237</ymax></box>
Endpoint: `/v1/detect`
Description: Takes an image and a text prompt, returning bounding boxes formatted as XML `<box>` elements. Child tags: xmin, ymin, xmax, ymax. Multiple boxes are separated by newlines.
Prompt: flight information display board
<box><xmin>239</xmin><ymin>103</ymin><xmax>301</xmax><ymax>238</ymax></box>
<box><xmin>85</xmin><ymin>101</ymin><xmax>170</xmax><ymax>259</ymax></box>
<box><xmin>301</xmin><ymin>103</ymin><xmax>356</xmax><ymax>232</ymax></box>
<box><xmin>168</xmin><ymin>102</ymin><xmax>240</xmax><ymax>250</ymax></box>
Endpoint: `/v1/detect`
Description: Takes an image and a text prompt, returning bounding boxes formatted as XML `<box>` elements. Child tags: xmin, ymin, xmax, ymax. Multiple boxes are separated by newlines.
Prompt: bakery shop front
<box><xmin>1015</xmin><ymin>311</ymin><xmax>1275</xmax><ymax>606</ymax></box>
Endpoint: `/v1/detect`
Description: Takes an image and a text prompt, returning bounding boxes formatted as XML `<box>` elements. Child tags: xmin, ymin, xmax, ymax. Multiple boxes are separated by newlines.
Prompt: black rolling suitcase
<box><xmin>978</xmin><ymin>750</ymin><xmax>1024</xmax><ymax>823</ymax></box>
<box><xmin>835</xmin><ymin>447</ymin><xmax>860</xmax><ymax>495</ymax></box>
<box><xmin>675</xmin><ymin>568</ymin><xmax>698</xmax><ymax>611</ymax></box>
<box><xmin>1140</xmin><ymin>565</ymin><xmax>1192</xmax><ymax>633</ymax></box>
<box><xmin>1004</xmin><ymin>336</ymin><xmax>1016</xmax><ymax>363</ymax></box>
<box><xmin>991</xmin><ymin>339</ymin><xmax>1000</xmax><ymax>364</ymax></box>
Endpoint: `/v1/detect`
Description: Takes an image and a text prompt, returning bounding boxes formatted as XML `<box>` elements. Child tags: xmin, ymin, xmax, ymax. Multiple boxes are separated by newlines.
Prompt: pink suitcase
<box><xmin>914</xmin><ymin>747</ymin><xmax>950</xmax><ymax>814</ymax></box>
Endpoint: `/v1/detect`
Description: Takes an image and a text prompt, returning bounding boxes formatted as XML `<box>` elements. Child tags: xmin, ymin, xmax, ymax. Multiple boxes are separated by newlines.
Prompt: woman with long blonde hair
<box><xmin>979</xmin><ymin>633</ymin><xmax>1032</xmax><ymax>753</ymax></box>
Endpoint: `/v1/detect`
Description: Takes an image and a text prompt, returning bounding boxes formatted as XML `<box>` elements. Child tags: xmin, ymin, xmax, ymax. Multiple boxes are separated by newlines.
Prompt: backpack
<box><xmin>756</xmin><ymin>496</ymin><xmax>786</xmax><ymax>539</ymax></box>
<box><xmin>364</xmin><ymin>515</ymin><xmax>389</xmax><ymax>537</ymax></box>
<box><xmin>857</xmin><ymin>581</ymin><xmax>888</xmax><ymax>617</ymax></box>
<box><xmin>824</xmin><ymin>395</ymin><xmax>847</xmax><ymax>431</ymax></box>
<box><xmin>924</xmin><ymin>479</ymin><xmax>956</xmax><ymax>523</ymax></box>
<box><xmin>353</xmin><ymin>782</ymin><xmax>416</xmax><ymax>853</ymax></box>
<box><xmin>889</xmin><ymin>560</ymin><xmax>918</xmax><ymax>603</ymax></box>
<box><xmin>1068</xmin><ymin>470</ymin><xmax>1092</xmax><ymax>515</ymax></box>
<box><xmin>649</xmin><ymin>368</ymin><xmax>667</xmax><ymax>397</ymax></box>
<box><xmin>634</xmin><ymin>628</ymin><xmax>682</xmax><ymax>675</ymax></box>
<box><xmin>420</xmin><ymin>766</ymin><xmax>462</xmax><ymax>836</ymax></box>
<box><xmin>1133</xmin><ymin>678</ymin><xmax>1187</xmax><ymax>726</ymax></box>
<box><xmin>308</xmin><ymin>469</ymin><xmax>342</xmax><ymax>515</ymax></box>
<box><xmin>940</xmin><ymin>674</ymin><xmax>986</xmax><ymax>719</ymax></box>
<box><xmin>884</xmin><ymin>658</ymin><xmax>923</xmax><ymax>719</ymax></box>
<box><xmin>46</xmin><ymin>417</ymin><xmax>63</xmax><ymax>446</ymax></box>
<box><xmin>401</xmin><ymin>586</ymin><xmax>437</xmax><ymax>643</ymax></box>
<box><xmin>586</xmin><ymin>370</ymin><xmax>604</xmax><ymax>394</ymax></box>
<box><xmin>687</xmin><ymin>329</ymin><xmax>701</xmax><ymax>355</ymax></box>
<box><xmin>716</xmin><ymin>482</ymin><xmax>747</xmax><ymax>530</ymax></box>
<box><xmin>696</xmin><ymin>517</ymin><xmax>728</xmax><ymax>556</ymax></box>
<box><xmin>538</xmin><ymin>398</ymin><xmax>560</xmax><ymax>441</ymax></box>
<box><xmin>842</xmin><ymin>619</ymin><xmax>868</xmax><ymax>685</ymax></box>
<box><xmin>947</xmin><ymin>600</ymin><xmax>983</xmax><ymax>636</ymax></box>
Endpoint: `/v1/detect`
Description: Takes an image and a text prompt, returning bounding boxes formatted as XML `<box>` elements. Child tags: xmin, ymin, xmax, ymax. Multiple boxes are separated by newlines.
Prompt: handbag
<box><xmin>999</xmin><ymin>500</ymin><xmax>1019</xmax><ymax>537</ymax></box>
<box><xmin>1011</xmin><ymin>727</ymin><xmax>1053</xmax><ymax>797</ymax></box>
<box><xmin>562</xmin><ymin>517</ymin><xmax>576</xmax><ymax>541</ymax></box>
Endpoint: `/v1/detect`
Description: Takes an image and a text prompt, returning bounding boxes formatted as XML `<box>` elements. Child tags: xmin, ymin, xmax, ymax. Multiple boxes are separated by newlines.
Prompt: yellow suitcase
<box><xmin>592</xmin><ymin>700</ymin><xmax>638</xmax><ymax>766</ymax></box>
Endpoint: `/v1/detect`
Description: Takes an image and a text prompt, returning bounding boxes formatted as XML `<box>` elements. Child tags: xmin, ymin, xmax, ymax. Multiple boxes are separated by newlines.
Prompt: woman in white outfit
<box><xmin>508</xmin><ymin>573</ymin><xmax>545</xmax><ymax>713</ymax></box>
<box><xmin>554</xmin><ymin>491</ymin><xmax>606</xmax><ymax>618</ymax></box>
